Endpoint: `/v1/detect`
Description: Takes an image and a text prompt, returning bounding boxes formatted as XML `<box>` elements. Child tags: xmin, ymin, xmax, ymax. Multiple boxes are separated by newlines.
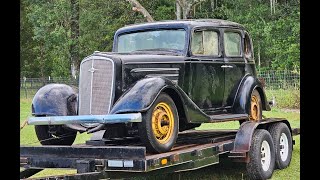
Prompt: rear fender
<box><xmin>232</xmin><ymin>75</ymin><xmax>271</xmax><ymax>114</ymax></box>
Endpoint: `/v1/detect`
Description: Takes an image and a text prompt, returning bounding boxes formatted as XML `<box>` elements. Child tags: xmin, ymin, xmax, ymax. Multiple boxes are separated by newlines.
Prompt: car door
<box><xmin>222</xmin><ymin>29</ymin><xmax>246</xmax><ymax>107</ymax></box>
<box><xmin>186</xmin><ymin>28</ymin><xmax>225</xmax><ymax>112</ymax></box>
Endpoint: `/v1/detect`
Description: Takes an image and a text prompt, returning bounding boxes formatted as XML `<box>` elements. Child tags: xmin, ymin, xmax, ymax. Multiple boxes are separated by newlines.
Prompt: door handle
<box><xmin>221</xmin><ymin>65</ymin><xmax>233</xmax><ymax>68</ymax></box>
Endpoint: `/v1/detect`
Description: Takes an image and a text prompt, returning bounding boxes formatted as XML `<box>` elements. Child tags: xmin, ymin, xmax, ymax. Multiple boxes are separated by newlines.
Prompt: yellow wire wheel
<box><xmin>138</xmin><ymin>93</ymin><xmax>179</xmax><ymax>153</ymax></box>
<box><xmin>151</xmin><ymin>102</ymin><xmax>175</xmax><ymax>144</ymax></box>
<box><xmin>249</xmin><ymin>89</ymin><xmax>262</xmax><ymax>121</ymax></box>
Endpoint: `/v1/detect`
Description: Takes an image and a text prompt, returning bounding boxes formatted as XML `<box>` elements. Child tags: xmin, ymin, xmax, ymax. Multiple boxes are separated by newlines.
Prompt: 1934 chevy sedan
<box><xmin>29</xmin><ymin>19</ymin><xmax>271</xmax><ymax>153</ymax></box>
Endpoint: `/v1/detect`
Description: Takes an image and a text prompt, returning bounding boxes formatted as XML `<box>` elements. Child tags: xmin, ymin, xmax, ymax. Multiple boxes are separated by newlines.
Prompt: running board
<box><xmin>208</xmin><ymin>114</ymin><xmax>249</xmax><ymax>122</ymax></box>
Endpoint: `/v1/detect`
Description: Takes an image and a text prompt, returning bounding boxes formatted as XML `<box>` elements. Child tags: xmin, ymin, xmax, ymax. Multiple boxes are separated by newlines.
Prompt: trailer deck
<box><xmin>20</xmin><ymin>119</ymin><xmax>300</xmax><ymax>180</ymax></box>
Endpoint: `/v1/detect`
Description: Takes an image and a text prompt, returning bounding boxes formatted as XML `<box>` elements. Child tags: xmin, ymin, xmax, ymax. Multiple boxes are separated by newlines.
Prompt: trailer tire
<box><xmin>247</xmin><ymin>129</ymin><xmax>275</xmax><ymax>180</ymax></box>
<box><xmin>35</xmin><ymin>125</ymin><xmax>77</xmax><ymax>145</ymax></box>
<box><xmin>268</xmin><ymin>122</ymin><xmax>292</xmax><ymax>169</ymax></box>
<box><xmin>138</xmin><ymin>93</ymin><xmax>179</xmax><ymax>153</ymax></box>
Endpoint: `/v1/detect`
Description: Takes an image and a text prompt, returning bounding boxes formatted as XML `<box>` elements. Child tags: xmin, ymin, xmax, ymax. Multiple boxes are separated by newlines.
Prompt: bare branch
<box><xmin>191</xmin><ymin>0</ymin><xmax>206</xmax><ymax>8</ymax></box>
<box><xmin>176</xmin><ymin>0</ymin><xmax>184</xmax><ymax>7</ymax></box>
<box><xmin>126</xmin><ymin>0</ymin><xmax>154</xmax><ymax>22</ymax></box>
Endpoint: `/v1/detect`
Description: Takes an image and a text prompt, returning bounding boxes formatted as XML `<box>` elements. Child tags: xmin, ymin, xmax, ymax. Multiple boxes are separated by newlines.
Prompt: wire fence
<box><xmin>257</xmin><ymin>70</ymin><xmax>300</xmax><ymax>90</ymax></box>
<box><xmin>20</xmin><ymin>70</ymin><xmax>300</xmax><ymax>99</ymax></box>
<box><xmin>20</xmin><ymin>77</ymin><xmax>78</xmax><ymax>99</ymax></box>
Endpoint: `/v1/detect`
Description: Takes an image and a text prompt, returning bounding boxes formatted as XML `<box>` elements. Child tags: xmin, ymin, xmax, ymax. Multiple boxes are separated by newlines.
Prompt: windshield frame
<box><xmin>113</xmin><ymin>27</ymin><xmax>190</xmax><ymax>56</ymax></box>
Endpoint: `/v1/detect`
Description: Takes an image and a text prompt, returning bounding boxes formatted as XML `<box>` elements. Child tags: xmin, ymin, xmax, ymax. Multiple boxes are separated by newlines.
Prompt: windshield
<box><xmin>116</xmin><ymin>29</ymin><xmax>186</xmax><ymax>53</ymax></box>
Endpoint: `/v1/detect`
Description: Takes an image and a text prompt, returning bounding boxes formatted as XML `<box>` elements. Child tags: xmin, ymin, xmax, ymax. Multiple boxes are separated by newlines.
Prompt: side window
<box><xmin>244</xmin><ymin>33</ymin><xmax>253</xmax><ymax>59</ymax></box>
<box><xmin>224</xmin><ymin>32</ymin><xmax>241</xmax><ymax>56</ymax></box>
<box><xmin>191</xmin><ymin>30</ymin><xmax>219</xmax><ymax>56</ymax></box>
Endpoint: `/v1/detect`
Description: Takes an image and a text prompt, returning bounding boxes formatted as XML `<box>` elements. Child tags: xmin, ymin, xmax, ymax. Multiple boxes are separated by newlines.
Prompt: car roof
<box><xmin>116</xmin><ymin>19</ymin><xmax>245</xmax><ymax>34</ymax></box>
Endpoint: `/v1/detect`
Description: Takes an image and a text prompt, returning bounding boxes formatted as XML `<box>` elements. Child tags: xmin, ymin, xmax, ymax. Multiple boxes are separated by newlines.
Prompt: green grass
<box><xmin>20</xmin><ymin>99</ymin><xmax>90</xmax><ymax>177</ymax></box>
<box><xmin>265</xmin><ymin>89</ymin><xmax>300</xmax><ymax>109</ymax></box>
<box><xmin>20</xmin><ymin>99</ymin><xmax>300</xmax><ymax>179</ymax></box>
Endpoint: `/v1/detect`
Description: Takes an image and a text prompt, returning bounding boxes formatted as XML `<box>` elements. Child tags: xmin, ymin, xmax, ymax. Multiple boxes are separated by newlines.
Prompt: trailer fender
<box><xmin>232</xmin><ymin>118</ymin><xmax>292</xmax><ymax>153</ymax></box>
<box><xmin>232</xmin><ymin>75</ymin><xmax>271</xmax><ymax>114</ymax></box>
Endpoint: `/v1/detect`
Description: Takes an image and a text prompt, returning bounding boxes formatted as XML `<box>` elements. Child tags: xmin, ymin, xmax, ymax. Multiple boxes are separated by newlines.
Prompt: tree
<box><xmin>126</xmin><ymin>0</ymin><xmax>154</xmax><ymax>22</ymax></box>
<box><xmin>70</xmin><ymin>0</ymin><xmax>80</xmax><ymax>77</ymax></box>
<box><xmin>20</xmin><ymin>0</ymin><xmax>300</xmax><ymax>77</ymax></box>
<box><xmin>176</xmin><ymin>0</ymin><xmax>206</xmax><ymax>19</ymax></box>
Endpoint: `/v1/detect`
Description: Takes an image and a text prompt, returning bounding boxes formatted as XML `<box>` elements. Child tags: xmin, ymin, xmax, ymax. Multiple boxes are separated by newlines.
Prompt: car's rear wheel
<box><xmin>138</xmin><ymin>93</ymin><xmax>179</xmax><ymax>153</ymax></box>
<box><xmin>249</xmin><ymin>89</ymin><xmax>262</xmax><ymax>121</ymax></box>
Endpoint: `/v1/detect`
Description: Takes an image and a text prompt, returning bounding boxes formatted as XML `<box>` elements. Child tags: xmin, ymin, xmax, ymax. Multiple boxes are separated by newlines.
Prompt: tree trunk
<box><xmin>182</xmin><ymin>6</ymin><xmax>190</xmax><ymax>19</ymax></box>
<box><xmin>39</xmin><ymin>42</ymin><xmax>45</xmax><ymax>78</ymax></box>
<box><xmin>270</xmin><ymin>0</ymin><xmax>273</xmax><ymax>15</ymax></box>
<box><xmin>127</xmin><ymin>0</ymin><xmax>154</xmax><ymax>22</ymax></box>
<box><xmin>258</xmin><ymin>44</ymin><xmax>261</xmax><ymax>67</ymax></box>
<box><xmin>176</xmin><ymin>1</ymin><xmax>181</xmax><ymax>20</ymax></box>
<box><xmin>177</xmin><ymin>0</ymin><xmax>206</xmax><ymax>19</ymax></box>
<box><xmin>70</xmin><ymin>0</ymin><xmax>79</xmax><ymax>78</ymax></box>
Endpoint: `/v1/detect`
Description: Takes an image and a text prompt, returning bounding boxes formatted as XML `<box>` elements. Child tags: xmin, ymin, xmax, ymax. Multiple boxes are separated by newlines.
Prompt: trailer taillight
<box><xmin>161</xmin><ymin>158</ymin><xmax>168</xmax><ymax>165</ymax></box>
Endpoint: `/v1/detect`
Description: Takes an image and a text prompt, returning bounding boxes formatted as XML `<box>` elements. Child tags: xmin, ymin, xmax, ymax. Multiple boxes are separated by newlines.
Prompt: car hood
<box><xmin>90</xmin><ymin>51</ymin><xmax>186</xmax><ymax>64</ymax></box>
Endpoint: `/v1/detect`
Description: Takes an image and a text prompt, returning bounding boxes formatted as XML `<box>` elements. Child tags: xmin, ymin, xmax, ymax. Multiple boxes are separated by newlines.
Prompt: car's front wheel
<box><xmin>35</xmin><ymin>124</ymin><xmax>77</xmax><ymax>145</ymax></box>
<box><xmin>138</xmin><ymin>93</ymin><xmax>179</xmax><ymax>153</ymax></box>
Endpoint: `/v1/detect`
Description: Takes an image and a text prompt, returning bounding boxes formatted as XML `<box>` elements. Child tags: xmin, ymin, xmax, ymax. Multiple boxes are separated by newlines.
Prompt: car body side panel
<box><xmin>188</xmin><ymin>61</ymin><xmax>225</xmax><ymax>111</ymax></box>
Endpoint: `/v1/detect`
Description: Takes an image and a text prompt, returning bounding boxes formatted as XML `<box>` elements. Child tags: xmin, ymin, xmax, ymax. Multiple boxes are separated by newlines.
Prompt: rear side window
<box><xmin>224</xmin><ymin>32</ymin><xmax>241</xmax><ymax>56</ymax></box>
<box><xmin>191</xmin><ymin>30</ymin><xmax>219</xmax><ymax>56</ymax></box>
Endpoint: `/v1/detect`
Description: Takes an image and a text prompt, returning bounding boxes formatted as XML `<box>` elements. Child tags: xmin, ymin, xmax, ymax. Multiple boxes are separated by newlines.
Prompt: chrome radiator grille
<box><xmin>78</xmin><ymin>57</ymin><xmax>115</xmax><ymax>116</ymax></box>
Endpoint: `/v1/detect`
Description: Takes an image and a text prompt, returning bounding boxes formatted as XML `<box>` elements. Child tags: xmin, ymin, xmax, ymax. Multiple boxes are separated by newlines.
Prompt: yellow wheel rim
<box><xmin>250</xmin><ymin>94</ymin><xmax>260</xmax><ymax>121</ymax></box>
<box><xmin>151</xmin><ymin>102</ymin><xmax>174</xmax><ymax>144</ymax></box>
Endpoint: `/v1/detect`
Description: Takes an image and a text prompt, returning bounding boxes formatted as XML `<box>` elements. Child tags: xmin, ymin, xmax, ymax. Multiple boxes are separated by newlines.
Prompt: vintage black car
<box><xmin>29</xmin><ymin>19</ymin><xmax>271</xmax><ymax>153</ymax></box>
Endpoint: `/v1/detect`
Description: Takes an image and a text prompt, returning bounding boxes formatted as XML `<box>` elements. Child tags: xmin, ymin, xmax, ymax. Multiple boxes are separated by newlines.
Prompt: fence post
<box><xmin>23</xmin><ymin>77</ymin><xmax>27</xmax><ymax>99</ymax></box>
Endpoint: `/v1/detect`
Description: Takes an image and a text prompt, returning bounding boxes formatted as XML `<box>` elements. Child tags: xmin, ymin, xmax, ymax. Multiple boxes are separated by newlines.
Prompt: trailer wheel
<box><xmin>138</xmin><ymin>93</ymin><xmax>179</xmax><ymax>153</ymax></box>
<box><xmin>247</xmin><ymin>129</ymin><xmax>275</xmax><ymax>180</ymax></box>
<box><xmin>35</xmin><ymin>125</ymin><xmax>77</xmax><ymax>145</ymax></box>
<box><xmin>249</xmin><ymin>89</ymin><xmax>262</xmax><ymax>121</ymax></box>
<box><xmin>268</xmin><ymin>122</ymin><xmax>293</xmax><ymax>169</ymax></box>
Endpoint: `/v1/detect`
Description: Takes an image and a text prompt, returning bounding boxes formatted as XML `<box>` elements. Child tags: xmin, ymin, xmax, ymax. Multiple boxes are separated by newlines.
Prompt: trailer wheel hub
<box><xmin>152</xmin><ymin>102</ymin><xmax>174</xmax><ymax>144</ymax></box>
<box><xmin>261</xmin><ymin>140</ymin><xmax>271</xmax><ymax>171</ymax></box>
<box><xmin>279</xmin><ymin>133</ymin><xmax>289</xmax><ymax>161</ymax></box>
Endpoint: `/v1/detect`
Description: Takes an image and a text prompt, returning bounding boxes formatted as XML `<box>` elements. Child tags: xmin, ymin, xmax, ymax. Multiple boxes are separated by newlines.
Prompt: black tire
<box><xmin>268</xmin><ymin>122</ymin><xmax>293</xmax><ymax>169</ymax></box>
<box><xmin>35</xmin><ymin>125</ymin><xmax>77</xmax><ymax>145</ymax></box>
<box><xmin>249</xmin><ymin>89</ymin><xmax>262</xmax><ymax>121</ymax></box>
<box><xmin>247</xmin><ymin>129</ymin><xmax>275</xmax><ymax>180</ymax></box>
<box><xmin>138</xmin><ymin>93</ymin><xmax>179</xmax><ymax>153</ymax></box>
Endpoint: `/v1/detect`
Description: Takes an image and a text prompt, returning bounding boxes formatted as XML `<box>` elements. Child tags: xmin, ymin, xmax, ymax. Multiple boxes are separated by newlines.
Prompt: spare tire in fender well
<box><xmin>31</xmin><ymin>83</ymin><xmax>87</xmax><ymax>132</ymax></box>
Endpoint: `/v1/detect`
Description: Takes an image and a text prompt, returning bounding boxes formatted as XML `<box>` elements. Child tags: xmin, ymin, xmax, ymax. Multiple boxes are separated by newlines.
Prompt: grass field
<box><xmin>20</xmin><ymin>99</ymin><xmax>300</xmax><ymax>179</ymax></box>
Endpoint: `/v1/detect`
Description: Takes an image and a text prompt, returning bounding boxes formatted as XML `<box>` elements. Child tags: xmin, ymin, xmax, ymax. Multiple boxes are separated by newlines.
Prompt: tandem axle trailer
<box><xmin>20</xmin><ymin>118</ymin><xmax>300</xmax><ymax>180</ymax></box>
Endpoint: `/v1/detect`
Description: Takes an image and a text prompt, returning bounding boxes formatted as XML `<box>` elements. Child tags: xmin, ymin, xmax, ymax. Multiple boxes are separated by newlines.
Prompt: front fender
<box><xmin>32</xmin><ymin>84</ymin><xmax>77</xmax><ymax>116</ymax></box>
<box><xmin>110</xmin><ymin>77</ymin><xmax>210</xmax><ymax>123</ymax></box>
<box><xmin>32</xmin><ymin>83</ymin><xmax>86</xmax><ymax>132</ymax></box>
<box><xmin>232</xmin><ymin>75</ymin><xmax>271</xmax><ymax>114</ymax></box>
